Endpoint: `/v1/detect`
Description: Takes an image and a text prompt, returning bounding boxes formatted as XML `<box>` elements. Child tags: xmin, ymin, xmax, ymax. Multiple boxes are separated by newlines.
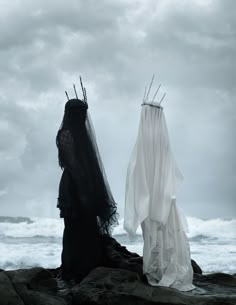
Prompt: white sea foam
<box><xmin>114</xmin><ymin>217</ymin><xmax>236</xmax><ymax>240</ymax></box>
<box><xmin>190</xmin><ymin>242</ymin><xmax>236</xmax><ymax>274</ymax></box>
<box><xmin>0</xmin><ymin>216</ymin><xmax>235</xmax><ymax>273</ymax></box>
<box><xmin>0</xmin><ymin>216</ymin><xmax>235</xmax><ymax>241</ymax></box>
<box><xmin>187</xmin><ymin>217</ymin><xmax>236</xmax><ymax>240</ymax></box>
<box><xmin>0</xmin><ymin>242</ymin><xmax>61</xmax><ymax>270</ymax></box>
<box><xmin>0</xmin><ymin>217</ymin><xmax>64</xmax><ymax>238</ymax></box>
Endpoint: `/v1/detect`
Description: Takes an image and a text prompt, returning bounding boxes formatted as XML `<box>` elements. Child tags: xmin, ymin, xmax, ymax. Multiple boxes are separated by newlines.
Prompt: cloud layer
<box><xmin>0</xmin><ymin>0</ymin><xmax>235</xmax><ymax>218</ymax></box>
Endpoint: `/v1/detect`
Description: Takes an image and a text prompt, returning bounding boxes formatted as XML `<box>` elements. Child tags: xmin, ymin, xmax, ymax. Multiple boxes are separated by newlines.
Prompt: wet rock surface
<box><xmin>1</xmin><ymin>237</ymin><xmax>235</xmax><ymax>305</ymax></box>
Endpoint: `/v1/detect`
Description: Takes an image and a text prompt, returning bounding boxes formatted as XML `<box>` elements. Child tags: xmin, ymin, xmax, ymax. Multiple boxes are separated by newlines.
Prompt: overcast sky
<box><xmin>0</xmin><ymin>0</ymin><xmax>235</xmax><ymax>219</ymax></box>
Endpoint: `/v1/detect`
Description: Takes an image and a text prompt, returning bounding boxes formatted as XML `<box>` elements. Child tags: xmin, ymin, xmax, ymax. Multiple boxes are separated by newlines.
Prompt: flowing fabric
<box><xmin>124</xmin><ymin>104</ymin><xmax>195</xmax><ymax>291</ymax></box>
<box><xmin>56</xmin><ymin>99</ymin><xmax>118</xmax><ymax>236</ymax></box>
<box><xmin>56</xmin><ymin>99</ymin><xmax>118</xmax><ymax>281</ymax></box>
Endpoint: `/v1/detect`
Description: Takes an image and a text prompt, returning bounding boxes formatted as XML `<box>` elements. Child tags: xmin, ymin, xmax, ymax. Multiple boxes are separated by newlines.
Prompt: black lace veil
<box><xmin>56</xmin><ymin>94</ymin><xmax>118</xmax><ymax>236</ymax></box>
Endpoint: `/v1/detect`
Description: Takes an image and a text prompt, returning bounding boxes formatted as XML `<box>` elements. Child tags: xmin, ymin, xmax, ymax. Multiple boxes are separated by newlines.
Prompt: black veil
<box><xmin>56</xmin><ymin>98</ymin><xmax>118</xmax><ymax>236</ymax></box>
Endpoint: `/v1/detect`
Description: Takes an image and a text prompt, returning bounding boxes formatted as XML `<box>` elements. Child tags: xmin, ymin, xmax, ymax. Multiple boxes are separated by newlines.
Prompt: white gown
<box><xmin>124</xmin><ymin>104</ymin><xmax>195</xmax><ymax>291</ymax></box>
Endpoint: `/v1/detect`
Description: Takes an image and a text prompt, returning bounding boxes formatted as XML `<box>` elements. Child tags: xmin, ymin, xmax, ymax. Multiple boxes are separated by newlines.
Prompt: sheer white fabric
<box><xmin>124</xmin><ymin>104</ymin><xmax>195</xmax><ymax>291</ymax></box>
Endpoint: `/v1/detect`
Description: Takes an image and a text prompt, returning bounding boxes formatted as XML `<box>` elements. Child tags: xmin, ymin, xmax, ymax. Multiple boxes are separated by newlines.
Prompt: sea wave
<box><xmin>113</xmin><ymin>217</ymin><xmax>236</xmax><ymax>241</ymax></box>
<box><xmin>0</xmin><ymin>217</ymin><xmax>64</xmax><ymax>238</ymax></box>
<box><xmin>187</xmin><ymin>217</ymin><xmax>236</xmax><ymax>240</ymax></box>
<box><xmin>0</xmin><ymin>216</ymin><xmax>235</xmax><ymax>273</ymax></box>
<box><xmin>0</xmin><ymin>216</ymin><xmax>235</xmax><ymax>241</ymax></box>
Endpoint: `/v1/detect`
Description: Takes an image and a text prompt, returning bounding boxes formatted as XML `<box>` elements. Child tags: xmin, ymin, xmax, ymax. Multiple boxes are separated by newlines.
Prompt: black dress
<box><xmin>57</xmin><ymin>129</ymin><xmax>103</xmax><ymax>281</ymax></box>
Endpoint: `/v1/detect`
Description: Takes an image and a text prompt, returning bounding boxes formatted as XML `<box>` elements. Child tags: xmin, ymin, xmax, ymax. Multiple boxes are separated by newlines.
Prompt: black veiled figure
<box><xmin>56</xmin><ymin>98</ymin><xmax>118</xmax><ymax>281</ymax></box>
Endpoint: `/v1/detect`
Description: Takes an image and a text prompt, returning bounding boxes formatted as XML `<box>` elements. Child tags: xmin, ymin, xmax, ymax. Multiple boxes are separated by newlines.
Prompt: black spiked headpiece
<box><xmin>64</xmin><ymin>76</ymin><xmax>88</xmax><ymax>111</ymax></box>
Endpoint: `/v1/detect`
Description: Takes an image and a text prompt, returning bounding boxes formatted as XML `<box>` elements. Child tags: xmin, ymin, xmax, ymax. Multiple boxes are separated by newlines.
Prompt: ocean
<box><xmin>0</xmin><ymin>216</ymin><xmax>235</xmax><ymax>274</ymax></box>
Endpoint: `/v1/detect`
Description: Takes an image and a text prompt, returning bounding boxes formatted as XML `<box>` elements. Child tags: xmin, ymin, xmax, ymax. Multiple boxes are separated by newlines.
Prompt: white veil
<box><xmin>124</xmin><ymin>97</ymin><xmax>194</xmax><ymax>291</ymax></box>
<box><xmin>124</xmin><ymin>104</ymin><xmax>183</xmax><ymax>236</ymax></box>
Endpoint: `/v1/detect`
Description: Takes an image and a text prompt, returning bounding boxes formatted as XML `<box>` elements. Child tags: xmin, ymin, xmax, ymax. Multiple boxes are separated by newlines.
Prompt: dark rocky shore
<box><xmin>1</xmin><ymin>237</ymin><xmax>235</xmax><ymax>305</ymax></box>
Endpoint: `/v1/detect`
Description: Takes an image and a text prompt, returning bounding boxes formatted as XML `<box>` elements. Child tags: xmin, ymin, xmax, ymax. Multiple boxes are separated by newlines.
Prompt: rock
<box><xmin>5</xmin><ymin>267</ymin><xmax>66</xmax><ymax>305</ymax></box>
<box><xmin>102</xmin><ymin>236</ymin><xmax>143</xmax><ymax>275</ymax></box>
<box><xmin>0</xmin><ymin>238</ymin><xmax>235</xmax><ymax>305</ymax></box>
<box><xmin>191</xmin><ymin>259</ymin><xmax>202</xmax><ymax>274</ymax></box>
<box><xmin>0</xmin><ymin>267</ymin><xmax>236</xmax><ymax>305</ymax></box>
<box><xmin>0</xmin><ymin>272</ymin><xmax>24</xmax><ymax>305</ymax></box>
<box><xmin>7</xmin><ymin>267</ymin><xmax>58</xmax><ymax>292</ymax></box>
<box><xmin>193</xmin><ymin>272</ymin><xmax>236</xmax><ymax>296</ymax></box>
<box><xmin>47</xmin><ymin>266</ymin><xmax>61</xmax><ymax>278</ymax></box>
<box><xmin>70</xmin><ymin>267</ymin><xmax>236</xmax><ymax>305</ymax></box>
<box><xmin>1</xmin><ymin>265</ymin><xmax>235</xmax><ymax>305</ymax></box>
<box><xmin>199</xmin><ymin>272</ymin><xmax>236</xmax><ymax>287</ymax></box>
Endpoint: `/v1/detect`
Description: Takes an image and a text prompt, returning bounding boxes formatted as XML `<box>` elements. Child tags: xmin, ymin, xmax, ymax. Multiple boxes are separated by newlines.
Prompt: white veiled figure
<box><xmin>124</xmin><ymin>103</ymin><xmax>195</xmax><ymax>291</ymax></box>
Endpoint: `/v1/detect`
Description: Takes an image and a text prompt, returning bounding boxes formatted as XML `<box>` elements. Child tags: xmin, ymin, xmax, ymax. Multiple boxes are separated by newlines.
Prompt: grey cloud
<box><xmin>138</xmin><ymin>1</ymin><xmax>236</xmax><ymax>90</ymax></box>
<box><xmin>0</xmin><ymin>0</ymin><xmax>235</xmax><ymax>218</ymax></box>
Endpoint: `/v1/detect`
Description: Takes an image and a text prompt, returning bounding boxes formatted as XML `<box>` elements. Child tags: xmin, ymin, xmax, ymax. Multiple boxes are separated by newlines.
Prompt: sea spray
<box><xmin>0</xmin><ymin>216</ymin><xmax>235</xmax><ymax>273</ymax></box>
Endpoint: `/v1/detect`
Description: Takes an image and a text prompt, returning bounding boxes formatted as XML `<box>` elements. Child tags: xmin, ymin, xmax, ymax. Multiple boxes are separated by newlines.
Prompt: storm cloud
<box><xmin>0</xmin><ymin>0</ymin><xmax>235</xmax><ymax>218</ymax></box>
